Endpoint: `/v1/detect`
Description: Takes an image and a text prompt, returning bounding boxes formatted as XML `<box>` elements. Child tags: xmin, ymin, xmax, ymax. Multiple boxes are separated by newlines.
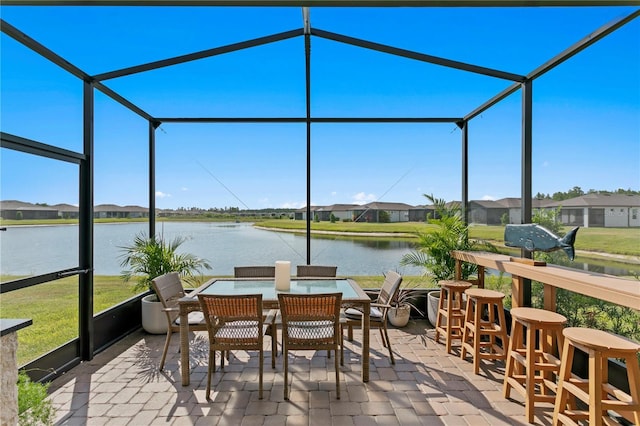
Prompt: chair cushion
<box><xmin>344</xmin><ymin>307</ymin><xmax>383</xmax><ymax>320</ymax></box>
<box><xmin>214</xmin><ymin>320</ymin><xmax>260</xmax><ymax>340</ymax></box>
<box><xmin>175</xmin><ymin>311</ymin><xmax>205</xmax><ymax>325</ymax></box>
<box><xmin>288</xmin><ymin>320</ymin><xmax>334</xmax><ymax>339</ymax></box>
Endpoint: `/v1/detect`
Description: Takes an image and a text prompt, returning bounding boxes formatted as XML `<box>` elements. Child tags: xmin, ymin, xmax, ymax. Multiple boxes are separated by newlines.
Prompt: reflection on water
<box><xmin>544</xmin><ymin>251</ymin><xmax>637</xmax><ymax>277</ymax></box>
<box><xmin>582</xmin><ymin>264</ymin><xmax>631</xmax><ymax>275</ymax></box>
<box><xmin>0</xmin><ymin>222</ymin><xmax>636</xmax><ymax>278</ymax></box>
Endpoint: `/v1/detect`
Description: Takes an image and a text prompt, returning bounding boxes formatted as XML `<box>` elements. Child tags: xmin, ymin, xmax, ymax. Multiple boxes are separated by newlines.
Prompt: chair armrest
<box><xmin>162</xmin><ymin>307</ymin><xmax>179</xmax><ymax>313</ymax></box>
<box><xmin>371</xmin><ymin>302</ymin><xmax>392</xmax><ymax>309</ymax></box>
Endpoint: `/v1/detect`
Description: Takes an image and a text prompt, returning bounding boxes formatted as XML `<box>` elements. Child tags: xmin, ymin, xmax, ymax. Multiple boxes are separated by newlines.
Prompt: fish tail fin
<box><xmin>560</xmin><ymin>227</ymin><xmax>579</xmax><ymax>261</ymax></box>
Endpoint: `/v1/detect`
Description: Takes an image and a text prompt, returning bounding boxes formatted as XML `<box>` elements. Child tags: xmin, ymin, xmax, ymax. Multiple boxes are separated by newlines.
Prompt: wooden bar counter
<box><xmin>451</xmin><ymin>250</ymin><xmax>640</xmax><ymax>312</ymax></box>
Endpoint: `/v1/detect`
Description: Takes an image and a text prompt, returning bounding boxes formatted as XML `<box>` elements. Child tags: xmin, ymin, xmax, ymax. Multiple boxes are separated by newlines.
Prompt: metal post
<box><xmin>149</xmin><ymin>122</ymin><xmax>157</xmax><ymax>238</ymax></box>
<box><xmin>521</xmin><ymin>79</ymin><xmax>533</xmax><ymax>307</ymax></box>
<box><xmin>459</xmin><ymin>120</ymin><xmax>469</xmax><ymax>224</ymax></box>
<box><xmin>305</xmin><ymin>27</ymin><xmax>312</xmax><ymax>265</ymax></box>
<box><xmin>79</xmin><ymin>80</ymin><xmax>94</xmax><ymax>360</ymax></box>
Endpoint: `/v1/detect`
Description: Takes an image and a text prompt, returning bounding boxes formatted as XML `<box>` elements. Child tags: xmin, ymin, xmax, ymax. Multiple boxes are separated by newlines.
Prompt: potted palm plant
<box><xmin>119</xmin><ymin>232</ymin><xmax>211</xmax><ymax>334</ymax></box>
<box><xmin>400</xmin><ymin>194</ymin><xmax>495</xmax><ymax>326</ymax></box>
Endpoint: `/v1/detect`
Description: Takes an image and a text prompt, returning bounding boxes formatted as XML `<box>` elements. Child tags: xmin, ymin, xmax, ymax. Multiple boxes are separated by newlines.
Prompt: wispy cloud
<box><xmin>181</xmin><ymin>187</ymin><xmax>189</xmax><ymax>191</ymax></box>
<box><xmin>155</xmin><ymin>191</ymin><xmax>171</xmax><ymax>198</ymax></box>
<box><xmin>281</xmin><ymin>201</ymin><xmax>305</xmax><ymax>209</ymax></box>
<box><xmin>352</xmin><ymin>192</ymin><xmax>376</xmax><ymax>205</ymax></box>
<box><xmin>481</xmin><ymin>195</ymin><xmax>496</xmax><ymax>201</ymax></box>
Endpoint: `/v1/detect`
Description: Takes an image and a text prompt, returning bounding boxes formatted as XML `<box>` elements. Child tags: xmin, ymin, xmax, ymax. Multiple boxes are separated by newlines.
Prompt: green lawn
<box><xmin>258</xmin><ymin>221</ymin><xmax>640</xmax><ymax>258</ymax></box>
<box><xmin>1</xmin><ymin>276</ymin><xmax>137</xmax><ymax>365</ymax></box>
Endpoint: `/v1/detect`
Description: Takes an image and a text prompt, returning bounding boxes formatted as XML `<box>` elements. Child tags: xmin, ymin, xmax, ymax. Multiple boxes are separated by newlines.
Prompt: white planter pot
<box><xmin>427</xmin><ymin>291</ymin><xmax>440</xmax><ymax>327</ymax></box>
<box><xmin>388</xmin><ymin>305</ymin><xmax>411</xmax><ymax>327</ymax></box>
<box><xmin>141</xmin><ymin>294</ymin><xmax>168</xmax><ymax>334</ymax></box>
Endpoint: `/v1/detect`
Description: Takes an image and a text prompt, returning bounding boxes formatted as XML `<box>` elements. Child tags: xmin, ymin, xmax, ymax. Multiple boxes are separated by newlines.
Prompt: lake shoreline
<box><xmin>256</xmin><ymin>226</ymin><xmax>640</xmax><ymax>266</ymax></box>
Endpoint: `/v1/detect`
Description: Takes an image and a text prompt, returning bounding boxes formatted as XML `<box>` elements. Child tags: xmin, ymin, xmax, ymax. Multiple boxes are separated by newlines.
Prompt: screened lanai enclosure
<box><xmin>1</xmin><ymin>1</ymin><xmax>639</xmax><ymax>381</ymax></box>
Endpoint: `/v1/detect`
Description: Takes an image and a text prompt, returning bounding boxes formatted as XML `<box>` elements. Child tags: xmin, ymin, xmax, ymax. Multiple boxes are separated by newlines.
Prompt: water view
<box><xmin>0</xmin><ymin>222</ymin><xmax>427</xmax><ymax>277</ymax></box>
<box><xmin>1</xmin><ymin>222</ymin><xmax>636</xmax><ymax>279</ymax></box>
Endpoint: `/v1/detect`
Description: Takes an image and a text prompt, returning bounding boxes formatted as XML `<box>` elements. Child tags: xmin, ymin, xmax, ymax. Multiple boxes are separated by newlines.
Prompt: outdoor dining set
<box><xmin>151</xmin><ymin>265</ymin><xmax>403</xmax><ymax>403</ymax></box>
<box><xmin>150</xmin><ymin>259</ymin><xmax>640</xmax><ymax>426</ymax></box>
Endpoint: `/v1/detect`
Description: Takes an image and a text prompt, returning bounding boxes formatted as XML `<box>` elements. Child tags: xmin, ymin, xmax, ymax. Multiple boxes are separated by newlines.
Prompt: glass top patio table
<box><xmin>200</xmin><ymin>279</ymin><xmax>362</xmax><ymax>300</ymax></box>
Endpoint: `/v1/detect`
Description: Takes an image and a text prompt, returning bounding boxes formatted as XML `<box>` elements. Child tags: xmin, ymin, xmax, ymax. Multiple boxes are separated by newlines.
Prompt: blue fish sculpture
<box><xmin>504</xmin><ymin>224</ymin><xmax>579</xmax><ymax>261</ymax></box>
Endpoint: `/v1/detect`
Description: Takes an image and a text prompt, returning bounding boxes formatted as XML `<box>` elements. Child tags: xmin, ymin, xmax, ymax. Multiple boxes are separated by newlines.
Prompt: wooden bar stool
<box><xmin>434</xmin><ymin>280</ymin><xmax>473</xmax><ymax>354</ymax></box>
<box><xmin>553</xmin><ymin>327</ymin><xmax>640</xmax><ymax>426</ymax></box>
<box><xmin>460</xmin><ymin>288</ymin><xmax>509</xmax><ymax>374</ymax></box>
<box><xmin>503</xmin><ymin>307</ymin><xmax>567</xmax><ymax>423</ymax></box>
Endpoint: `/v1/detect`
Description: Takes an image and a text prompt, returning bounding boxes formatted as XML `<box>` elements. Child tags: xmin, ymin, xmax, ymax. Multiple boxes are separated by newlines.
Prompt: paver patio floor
<box><xmin>48</xmin><ymin>320</ymin><xmax>557</xmax><ymax>425</ymax></box>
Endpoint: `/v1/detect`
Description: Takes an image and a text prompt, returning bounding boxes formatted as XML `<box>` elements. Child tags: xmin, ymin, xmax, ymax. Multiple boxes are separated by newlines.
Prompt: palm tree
<box><xmin>400</xmin><ymin>194</ymin><xmax>493</xmax><ymax>284</ymax></box>
<box><xmin>119</xmin><ymin>232</ymin><xmax>211</xmax><ymax>294</ymax></box>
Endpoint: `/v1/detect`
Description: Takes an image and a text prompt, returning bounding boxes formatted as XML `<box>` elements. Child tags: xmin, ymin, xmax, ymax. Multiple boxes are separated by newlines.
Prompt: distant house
<box><xmin>352</xmin><ymin>202</ymin><xmax>414</xmax><ymax>223</ymax></box>
<box><xmin>296</xmin><ymin>204</ymin><xmax>359</xmax><ymax>221</ymax></box>
<box><xmin>295</xmin><ymin>202</ymin><xmax>413</xmax><ymax>223</ymax></box>
<box><xmin>0</xmin><ymin>200</ymin><xmax>58</xmax><ymax>220</ymax></box>
<box><xmin>469</xmin><ymin>198</ymin><xmax>555</xmax><ymax>225</ymax></box>
<box><xmin>547</xmin><ymin>194</ymin><xmax>640</xmax><ymax>228</ymax></box>
<box><xmin>295</xmin><ymin>205</ymin><xmax>322</xmax><ymax>221</ymax></box>
<box><xmin>156</xmin><ymin>208</ymin><xmax>174</xmax><ymax>218</ymax></box>
<box><xmin>468</xmin><ymin>200</ymin><xmax>507</xmax><ymax>225</ymax></box>
<box><xmin>408</xmin><ymin>205</ymin><xmax>430</xmax><ymax>222</ymax></box>
<box><xmin>321</xmin><ymin>204</ymin><xmax>358</xmax><ymax>221</ymax></box>
<box><xmin>53</xmin><ymin>203</ymin><xmax>79</xmax><ymax>219</ymax></box>
<box><xmin>94</xmin><ymin>204</ymin><xmax>149</xmax><ymax>219</ymax></box>
<box><xmin>0</xmin><ymin>201</ymin><xmax>150</xmax><ymax>219</ymax></box>
<box><xmin>410</xmin><ymin>201</ymin><xmax>467</xmax><ymax>222</ymax></box>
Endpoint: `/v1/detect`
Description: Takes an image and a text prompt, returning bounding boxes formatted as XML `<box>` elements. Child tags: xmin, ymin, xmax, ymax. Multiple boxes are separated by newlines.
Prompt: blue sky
<box><xmin>1</xmin><ymin>5</ymin><xmax>639</xmax><ymax>210</ymax></box>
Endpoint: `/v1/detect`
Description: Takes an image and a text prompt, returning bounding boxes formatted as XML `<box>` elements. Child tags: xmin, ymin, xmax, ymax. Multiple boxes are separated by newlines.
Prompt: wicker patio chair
<box><xmin>296</xmin><ymin>265</ymin><xmax>338</xmax><ymax>277</ymax></box>
<box><xmin>197</xmin><ymin>293</ymin><xmax>275</xmax><ymax>400</ymax></box>
<box><xmin>234</xmin><ymin>265</ymin><xmax>276</xmax><ymax>278</ymax></box>
<box><xmin>278</xmin><ymin>292</ymin><xmax>343</xmax><ymax>400</ymax></box>
<box><xmin>341</xmin><ymin>270</ymin><xmax>403</xmax><ymax>364</ymax></box>
<box><xmin>151</xmin><ymin>272</ymin><xmax>208</xmax><ymax>371</ymax></box>
<box><xmin>233</xmin><ymin>265</ymin><xmax>280</xmax><ymax>357</ymax></box>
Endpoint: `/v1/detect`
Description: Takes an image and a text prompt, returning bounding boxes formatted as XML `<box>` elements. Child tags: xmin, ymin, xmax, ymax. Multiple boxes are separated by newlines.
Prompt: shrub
<box><xmin>532</xmin><ymin>206</ymin><xmax>563</xmax><ymax>235</ymax></box>
<box><xmin>17</xmin><ymin>371</ymin><xmax>55</xmax><ymax>426</ymax></box>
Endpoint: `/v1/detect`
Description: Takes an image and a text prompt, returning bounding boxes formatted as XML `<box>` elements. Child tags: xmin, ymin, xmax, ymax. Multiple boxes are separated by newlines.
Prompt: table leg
<box><xmin>362</xmin><ymin>299</ymin><xmax>370</xmax><ymax>382</ymax></box>
<box><xmin>180</xmin><ymin>305</ymin><xmax>190</xmax><ymax>386</ymax></box>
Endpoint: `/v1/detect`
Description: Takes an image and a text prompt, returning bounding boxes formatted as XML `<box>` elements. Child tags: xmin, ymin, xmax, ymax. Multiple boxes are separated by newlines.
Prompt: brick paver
<box><xmin>48</xmin><ymin>320</ymin><xmax>556</xmax><ymax>425</ymax></box>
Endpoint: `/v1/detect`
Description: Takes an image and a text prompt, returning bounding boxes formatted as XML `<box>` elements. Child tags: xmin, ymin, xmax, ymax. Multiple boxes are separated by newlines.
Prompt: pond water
<box><xmin>0</xmin><ymin>222</ymin><xmax>425</xmax><ymax>277</ymax></box>
<box><xmin>0</xmin><ymin>222</ymin><xmax>636</xmax><ymax>278</ymax></box>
